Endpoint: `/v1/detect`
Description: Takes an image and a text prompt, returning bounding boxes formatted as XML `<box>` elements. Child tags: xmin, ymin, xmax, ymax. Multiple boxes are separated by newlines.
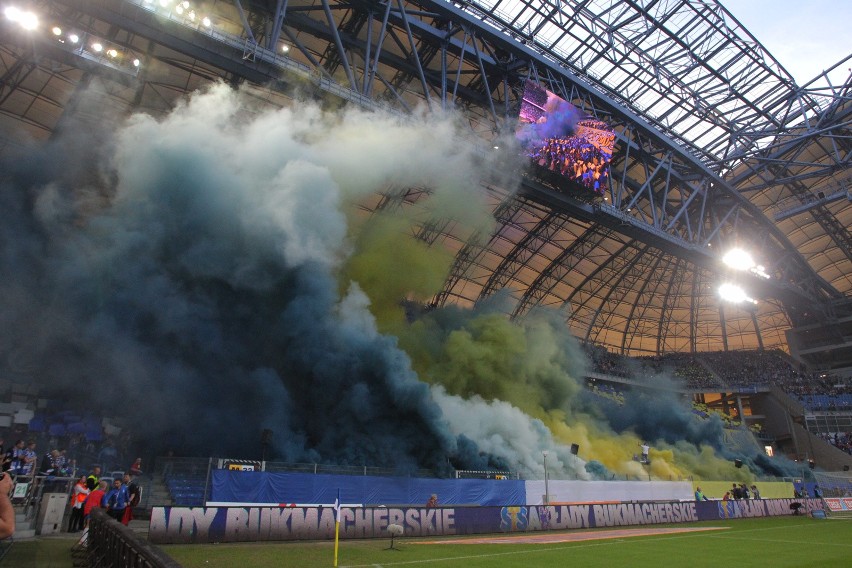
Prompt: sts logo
<box><xmin>500</xmin><ymin>506</ymin><xmax>528</xmax><ymax>531</ymax></box>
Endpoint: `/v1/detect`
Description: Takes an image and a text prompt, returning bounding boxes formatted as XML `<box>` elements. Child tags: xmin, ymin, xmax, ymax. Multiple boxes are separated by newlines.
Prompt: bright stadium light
<box><xmin>722</xmin><ymin>248</ymin><xmax>755</xmax><ymax>271</ymax></box>
<box><xmin>719</xmin><ymin>283</ymin><xmax>746</xmax><ymax>303</ymax></box>
<box><xmin>722</xmin><ymin>247</ymin><xmax>770</xmax><ymax>279</ymax></box>
<box><xmin>52</xmin><ymin>26</ymin><xmax>62</xmax><ymax>36</ymax></box>
<box><xmin>5</xmin><ymin>7</ymin><xmax>39</xmax><ymax>30</ymax></box>
<box><xmin>718</xmin><ymin>283</ymin><xmax>757</xmax><ymax>305</ymax></box>
<box><xmin>92</xmin><ymin>42</ymin><xmax>103</xmax><ymax>52</ymax></box>
<box><xmin>68</xmin><ymin>33</ymin><xmax>79</xmax><ymax>43</ymax></box>
<box><xmin>202</xmin><ymin>16</ymin><xmax>211</xmax><ymax>27</ymax></box>
<box><xmin>133</xmin><ymin>58</ymin><xmax>140</xmax><ymax>67</ymax></box>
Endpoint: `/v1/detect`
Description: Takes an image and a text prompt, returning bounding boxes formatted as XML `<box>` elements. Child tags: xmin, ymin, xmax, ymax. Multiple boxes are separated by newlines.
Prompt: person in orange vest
<box><xmin>67</xmin><ymin>474</ymin><xmax>90</xmax><ymax>532</ymax></box>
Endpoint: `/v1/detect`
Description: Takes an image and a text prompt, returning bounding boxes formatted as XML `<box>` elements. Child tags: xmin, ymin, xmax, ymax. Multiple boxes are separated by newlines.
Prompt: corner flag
<box><xmin>333</xmin><ymin>489</ymin><xmax>341</xmax><ymax>567</ymax></box>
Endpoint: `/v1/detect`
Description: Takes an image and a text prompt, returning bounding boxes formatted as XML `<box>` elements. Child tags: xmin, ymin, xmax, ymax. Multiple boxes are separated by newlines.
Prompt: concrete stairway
<box><xmin>13</xmin><ymin>507</ymin><xmax>36</xmax><ymax>540</ymax></box>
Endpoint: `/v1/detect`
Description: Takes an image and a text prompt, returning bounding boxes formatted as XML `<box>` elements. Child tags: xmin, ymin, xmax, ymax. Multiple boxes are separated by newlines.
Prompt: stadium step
<box><xmin>13</xmin><ymin>528</ymin><xmax>36</xmax><ymax>540</ymax></box>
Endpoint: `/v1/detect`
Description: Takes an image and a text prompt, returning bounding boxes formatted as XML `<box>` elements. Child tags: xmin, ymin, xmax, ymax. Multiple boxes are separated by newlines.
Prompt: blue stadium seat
<box><xmin>28</xmin><ymin>415</ymin><xmax>46</xmax><ymax>432</ymax></box>
<box><xmin>49</xmin><ymin>423</ymin><xmax>66</xmax><ymax>436</ymax></box>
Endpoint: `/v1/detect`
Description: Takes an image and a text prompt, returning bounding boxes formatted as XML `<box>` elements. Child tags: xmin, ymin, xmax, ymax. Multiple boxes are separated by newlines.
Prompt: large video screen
<box><xmin>516</xmin><ymin>81</ymin><xmax>615</xmax><ymax>197</ymax></box>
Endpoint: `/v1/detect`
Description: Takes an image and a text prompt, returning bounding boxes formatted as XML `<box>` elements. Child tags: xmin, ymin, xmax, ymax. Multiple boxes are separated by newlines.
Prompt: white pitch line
<box><xmin>340</xmin><ymin>522</ymin><xmax>824</xmax><ymax>568</ymax></box>
<box><xmin>702</xmin><ymin>534</ymin><xmax>852</xmax><ymax>548</ymax></box>
<box><xmin>341</xmin><ymin>539</ymin><xmax>629</xmax><ymax>567</ymax></box>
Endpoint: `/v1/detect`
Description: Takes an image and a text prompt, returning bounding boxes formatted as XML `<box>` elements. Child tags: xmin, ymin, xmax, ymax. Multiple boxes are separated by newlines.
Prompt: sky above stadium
<box><xmin>722</xmin><ymin>0</ymin><xmax>851</xmax><ymax>86</ymax></box>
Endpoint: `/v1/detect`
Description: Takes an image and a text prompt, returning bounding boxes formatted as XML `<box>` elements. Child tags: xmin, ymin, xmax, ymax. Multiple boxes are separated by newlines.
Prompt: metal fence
<box><xmin>83</xmin><ymin>509</ymin><xmax>180</xmax><ymax>568</ymax></box>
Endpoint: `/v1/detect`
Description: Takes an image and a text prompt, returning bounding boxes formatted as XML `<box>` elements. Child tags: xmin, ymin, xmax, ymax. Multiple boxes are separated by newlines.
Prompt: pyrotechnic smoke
<box><xmin>0</xmin><ymin>82</ymin><xmax>796</xmax><ymax>480</ymax></box>
<box><xmin>0</xmin><ymin>83</ymin><xmax>489</xmax><ymax>471</ymax></box>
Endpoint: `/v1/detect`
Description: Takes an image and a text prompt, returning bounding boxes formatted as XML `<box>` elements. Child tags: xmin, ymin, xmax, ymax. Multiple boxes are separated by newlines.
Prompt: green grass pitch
<box><xmin>161</xmin><ymin>516</ymin><xmax>852</xmax><ymax>567</ymax></box>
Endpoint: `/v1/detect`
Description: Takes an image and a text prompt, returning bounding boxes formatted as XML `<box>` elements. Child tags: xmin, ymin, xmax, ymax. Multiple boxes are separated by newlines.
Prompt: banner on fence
<box><xmin>149</xmin><ymin>498</ymin><xmax>824</xmax><ymax>544</ymax></box>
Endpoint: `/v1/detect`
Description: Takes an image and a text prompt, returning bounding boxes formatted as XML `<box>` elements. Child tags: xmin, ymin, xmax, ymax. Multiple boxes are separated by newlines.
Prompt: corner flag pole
<box><xmin>333</xmin><ymin>489</ymin><xmax>341</xmax><ymax>567</ymax></box>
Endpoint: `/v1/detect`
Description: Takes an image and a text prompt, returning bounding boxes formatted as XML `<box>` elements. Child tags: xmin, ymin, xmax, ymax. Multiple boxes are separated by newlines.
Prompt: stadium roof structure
<box><xmin>1</xmin><ymin>0</ymin><xmax>850</xmax><ymax>357</ymax></box>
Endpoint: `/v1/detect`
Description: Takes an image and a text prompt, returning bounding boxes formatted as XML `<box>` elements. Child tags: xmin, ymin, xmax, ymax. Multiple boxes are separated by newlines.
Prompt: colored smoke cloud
<box><xmin>0</xmin><ymin>82</ymin><xmax>797</xmax><ymax>480</ymax></box>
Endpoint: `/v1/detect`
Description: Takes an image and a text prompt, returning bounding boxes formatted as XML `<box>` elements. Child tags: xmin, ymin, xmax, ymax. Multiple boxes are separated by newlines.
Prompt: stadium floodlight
<box><xmin>718</xmin><ymin>283</ymin><xmax>757</xmax><ymax>305</ymax></box>
<box><xmin>133</xmin><ymin>58</ymin><xmax>140</xmax><ymax>67</ymax></box>
<box><xmin>281</xmin><ymin>44</ymin><xmax>289</xmax><ymax>53</ymax></box>
<box><xmin>5</xmin><ymin>7</ymin><xmax>39</xmax><ymax>30</ymax></box>
<box><xmin>68</xmin><ymin>33</ymin><xmax>79</xmax><ymax>43</ymax></box>
<box><xmin>52</xmin><ymin>26</ymin><xmax>62</xmax><ymax>36</ymax></box>
<box><xmin>202</xmin><ymin>16</ymin><xmax>211</xmax><ymax>27</ymax></box>
<box><xmin>722</xmin><ymin>247</ymin><xmax>770</xmax><ymax>279</ymax></box>
<box><xmin>159</xmin><ymin>0</ymin><xmax>170</xmax><ymax>7</ymax></box>
<box><xmin>91</xmin><ymin>42</ymin><xmax>103</xmax><ymax>52</ymax></box>
<box><xmin>722</xmin><ymin>248</ymin><xmax>755</xmax><ymax>271</ymax></box>
<box><xmin>106</xmin><ymin>48</ymin><xmax>118</xmax><ymax>58</ymax></box>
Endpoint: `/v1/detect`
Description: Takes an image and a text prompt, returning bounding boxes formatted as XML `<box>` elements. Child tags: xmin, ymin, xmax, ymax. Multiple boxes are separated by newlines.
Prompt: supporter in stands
<box><xmin>7</xmin><ymin>440</ymin><xmax>24</xmax><ymax>475</ymax></box>
<box><xmin>86</xmin><ymin>465</ymin><xmax>102</xmax><ymax>491</ymax></box>
<box><xmin>639</xmin><ymin>442</ymin><xmax>650</xmax><ymax>464</ymax></box>
<box><xmin>62</xmin><ymin>455</ymin><xmax>76</xmax><ymax>477</ymax></box>
<box><xmin>740</xmin><ymin>483</ymin><xmax>750</xmax><ymax>499</ymax></box>
<box><xmin>55</xmin><ymin>450</ymin><xmax>68</xmax><ymax>476</ymax></box>
<box><xmin>426</xmin><ymin>494</ymin><xmax>438</xmax><ymax>508</ymax></box>
<box><xmin>39</xmin><ymin>449</ymin><xmax>60</xmax><ymax>476</ymax></box>
<box><xmin>0</xmin><ymin>472</ymin><xmax>14</xmax><ymax>539</ymax></box>
<box><xmin>83</xmin><ymin>480</ymin><xmax>108</xmax><ymax>527</ymax></box>
<box><xmin>67</xmin><ymin>474</ymin><xmax>89</xmax><ymax>532</ymax></box>
<box><xmin>694</xmin><ymin>486</ymin><xmax>709</xmax><ymax>501</ymax></box>
<box><xmin>104</xmin><ymin>478</ymin><xmax>129</xmax><ymax>522</ymax></box>
<box><xmin>121</xmin><ymin>473</ymin><xmax>141</xmax><ymax>525</ymax></box>
<box><xmin>751</xmin><ymin>485</ymin><xmax>761</xmax><ymax>499</ymax></box>
<box><xmin>129</xmin><ymin>457</ymin><xmax>143</xmax><ymax>477</ymax></box>
<box><xmin>21</xmin><ymin>441</ymin><xmax>37</xmax><ymax>477</ymax></box>
<box><xmin>723</xmin><ymin>491</ymin><xmax>731</xmax><ymax>501</ymax></box>
<box><xmin>40</xmin><ymin>448</ymin><xmax>65</xmax><ymax>492</ymax></box>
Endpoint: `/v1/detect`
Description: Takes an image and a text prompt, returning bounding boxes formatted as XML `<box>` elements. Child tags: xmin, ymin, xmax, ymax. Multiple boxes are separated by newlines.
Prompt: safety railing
<box><xmin>85</xmin><ymin>508</ymin><xmax>180</xmax><ymax>568</ymax></box>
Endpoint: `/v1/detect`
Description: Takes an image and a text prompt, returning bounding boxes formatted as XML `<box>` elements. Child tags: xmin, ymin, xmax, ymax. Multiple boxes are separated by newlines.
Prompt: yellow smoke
<box><xmin>342</xmin><ymin>188</ymin><xmax>764</xmax><ymax>482</ymax></box>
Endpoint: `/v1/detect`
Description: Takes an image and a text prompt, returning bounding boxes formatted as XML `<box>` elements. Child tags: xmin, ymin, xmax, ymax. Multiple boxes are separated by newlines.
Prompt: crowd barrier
<box><xmin>148</xmin><ymin>498</ymin><xmax>824</xmax><ymax>544</ymax></box>
<box><xmin>86</xmin><ymin>509</ymin><xmax>181</xmax><ymax>567</ymax></box>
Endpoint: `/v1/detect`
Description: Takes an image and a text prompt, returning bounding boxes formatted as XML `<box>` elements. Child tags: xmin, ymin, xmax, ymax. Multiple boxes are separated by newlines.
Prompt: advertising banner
<box><xmin>149</xmin><ymin>499</ymin><xmax>823</xmax><ymax>544</ymax></box>
<box><xmin>824</xmin><ymin>497</ymin><xmax>852</xmax><ymax>512</ymax></box>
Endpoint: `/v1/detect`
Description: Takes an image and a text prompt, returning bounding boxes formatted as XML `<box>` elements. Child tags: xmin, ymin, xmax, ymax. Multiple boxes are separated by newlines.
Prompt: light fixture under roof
<box><xmin>722</xmin><ymin>248</ymin><xmax>755</xmax><ymax>271</ymax></box>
